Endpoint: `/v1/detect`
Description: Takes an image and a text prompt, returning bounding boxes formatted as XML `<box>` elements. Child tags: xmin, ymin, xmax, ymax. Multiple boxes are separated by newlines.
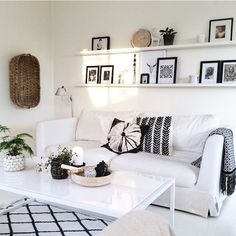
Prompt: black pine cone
<box><xmin>95</xmin><ymin>161</ymin><xmax>109</xmax><ymax>177</ymax></box>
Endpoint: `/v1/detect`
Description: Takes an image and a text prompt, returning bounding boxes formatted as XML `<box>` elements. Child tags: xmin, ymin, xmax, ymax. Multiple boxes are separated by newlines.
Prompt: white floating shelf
<box><xmin>77</xmin><ymin>41</ymin><xmax>236</xmax><ymax>56</ymax></box>
<box><xmin>75</xmin><ymin>83</ymin><xmax>236</xmax><ymax>88</ymax></box>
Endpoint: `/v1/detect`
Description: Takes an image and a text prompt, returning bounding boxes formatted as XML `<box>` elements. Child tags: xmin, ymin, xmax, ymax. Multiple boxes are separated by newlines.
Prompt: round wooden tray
<box><xmin>131</xmin><ymin>29</ymin><xmax>152</xmax><ymax>48</ymax></box>
<box><xmin>71</xmin><ymin>166</ymin><xmax>113</xmax><ymax>187</ymax></box>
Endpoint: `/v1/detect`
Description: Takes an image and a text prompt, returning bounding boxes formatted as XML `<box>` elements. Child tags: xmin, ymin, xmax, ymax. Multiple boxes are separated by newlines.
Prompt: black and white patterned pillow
<box><xmin>136</xmin><ymin>116</ymin><xmax>173</xmax><ymax>156</ymax></box>
<box><xmin>102</xmin><ymin>118</ymin><xmax>145</xmax><ymax>154</ymax></box>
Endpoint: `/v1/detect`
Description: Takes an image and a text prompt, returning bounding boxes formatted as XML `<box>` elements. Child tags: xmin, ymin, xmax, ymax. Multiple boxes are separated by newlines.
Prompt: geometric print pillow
<box><xmin>136</xmin><ymin>116</ymin><xmax>173</xmax><ymax>156</ymax></box>
<box><xmin>102</xmin><ymin>118</ymin><xmax>142</xmax><ymax>154</ymax></box>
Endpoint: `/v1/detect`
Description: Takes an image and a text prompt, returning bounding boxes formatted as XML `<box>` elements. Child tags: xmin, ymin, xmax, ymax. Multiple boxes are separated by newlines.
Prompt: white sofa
<box><xmin>36</xmin><ymin>110</ymin><xmax>227</xmax><ymax>217</ymax></box>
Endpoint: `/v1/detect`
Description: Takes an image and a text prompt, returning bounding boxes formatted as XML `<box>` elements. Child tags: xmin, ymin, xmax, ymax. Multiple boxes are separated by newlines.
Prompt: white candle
<box><xmin>72</xmin><ymin>146</ymin><xmax>84</xmax><ymax>165</ymax></box>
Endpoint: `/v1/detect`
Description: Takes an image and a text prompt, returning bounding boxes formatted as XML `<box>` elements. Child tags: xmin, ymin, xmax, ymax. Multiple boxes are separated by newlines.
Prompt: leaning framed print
<box><xmin>140</xmin><ymin>73</ymin><xmax>150</xmax><ymax>84</ymax></box>
<box><xmin>92</xmin><ymin>36</ymin><xmax>110</xmax><ymax>51</ymax></box>
<box><xmin>156</xmin><ymin>57</ymin><xmax>177</xmax><ymax>84</ymax></box>
<box><xmin>221</xmin><ymin>60</ymin><xmax>236</xmax><ymax>83</ymax></box>
<box><xmin>99</xmin><ymin>65</ymin><xmax>114</xmax><ymax>84</ymax></box>
<box><xmin>85</xmin><ymin>66</ymin><xmax>99</xmax><ymax>84</ymax></box>
<box><xmin>199</xmin><ymin>61</ymin><xmax>221</xmax><ymax>84</ymax></box>
<box><xmin>208</xmin><ymin>18</ymin><xmax>233</xmax><ymax>42</ymax></box>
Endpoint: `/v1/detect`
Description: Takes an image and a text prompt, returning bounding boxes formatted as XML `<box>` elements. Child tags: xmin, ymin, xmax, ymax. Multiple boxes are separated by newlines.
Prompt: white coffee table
<box><xmin>0</xmin><ymin>159</ymin><xmax>175</xmax><ymax>226</ymax></box>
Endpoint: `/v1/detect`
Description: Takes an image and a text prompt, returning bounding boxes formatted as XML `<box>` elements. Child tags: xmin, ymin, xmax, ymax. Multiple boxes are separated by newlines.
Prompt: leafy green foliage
<box><xmin>0</xmin><ymin>125</ymin><xmax>33</xmax><ymax>156</ymax></box>
<box><xmin>45</xmin><ymin>146</ymin><xmax>73</xmax><ymax>170</ymax></box>
<box><xmin>159</xmin><ymin>27</ymin><xmax>177</xmax><ymax>36</ymax></box>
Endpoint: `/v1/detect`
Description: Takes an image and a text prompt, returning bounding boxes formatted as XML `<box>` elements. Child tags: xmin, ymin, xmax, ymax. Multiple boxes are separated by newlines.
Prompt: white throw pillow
<box><xmin>173</xmin><ymin>114</ymin><xmax>219</xmax><ymax>153</ymax></box>
<box><xmin>76</xmin><ymin>109</ymin><xmax>139</xmax><ymax>143</ymax></box>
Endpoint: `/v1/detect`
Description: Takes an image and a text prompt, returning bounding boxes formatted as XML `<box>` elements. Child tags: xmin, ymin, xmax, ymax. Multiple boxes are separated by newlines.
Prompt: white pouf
<box><xmin>100</xmin><ymin>210</ymin><xmax>175</xmax><ymax>236</ymax></box>
<box><xmin>3</xmin><ymin>155</ymin><xmax>25</xmax><ymax>172</ymax></box>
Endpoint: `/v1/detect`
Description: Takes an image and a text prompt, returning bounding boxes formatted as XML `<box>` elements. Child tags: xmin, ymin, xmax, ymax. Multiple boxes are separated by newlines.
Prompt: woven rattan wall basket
<box><xmin>10</xmin><ymin>54</ymin><xmax>40</xmax><ymax>109</ymax></box>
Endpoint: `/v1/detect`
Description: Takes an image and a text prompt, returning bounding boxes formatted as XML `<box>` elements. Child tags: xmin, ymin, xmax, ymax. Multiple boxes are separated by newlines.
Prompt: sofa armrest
<box><xmin>196</xmin><ymin>134</ymin><xmax>224</xmax><ymax>195</ymax></box>
<box><xmin>36</xmin><ymin>118</ymin><xmax>78</xmax><ymax>157</ymax></box>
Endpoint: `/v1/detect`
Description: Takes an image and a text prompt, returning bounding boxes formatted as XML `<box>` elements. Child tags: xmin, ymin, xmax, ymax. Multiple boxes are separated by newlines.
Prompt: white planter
<box><xmin>3</xmin><ymin>155</ymin><xmax>25</xmax><ymax>172</ymax></box>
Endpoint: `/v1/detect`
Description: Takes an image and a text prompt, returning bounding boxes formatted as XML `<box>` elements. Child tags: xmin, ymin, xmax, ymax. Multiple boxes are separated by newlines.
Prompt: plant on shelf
<box><xmin>159</xmin><ymin>27</ymin><xmax>177</xmax><ymax>45</ymax></box>
<box><xmin>45</xmin><ymin>146</ymin><xmax>73</xmax><ymax>179</ymax></box>
<box><xmin>0</xmin><ymin>125</ymin><xmax>33</xmax><ymax>172</ymax></box>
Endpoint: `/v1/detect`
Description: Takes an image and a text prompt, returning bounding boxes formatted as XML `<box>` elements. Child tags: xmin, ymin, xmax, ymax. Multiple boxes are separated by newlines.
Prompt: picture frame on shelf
<box><xmin>221</xmin><ymin>60</ymin><xmax>236</xmax><ymax>83</ymax></box>
<box><xmin>92</xmin><ymin>36</ymin><xmax>110</xmax><ymax>51</ymax></box>
<box><xmin>85</xmin><ymin>66</ymin><xmax>100</xmax><ymax>84</ymax></box>
<box><xmin>199</xmin><ymin>61</ymin><xmax>221</xmax><ymax>84</ymax></box>
<box><xmin>140</xmin><ymin>73</ymin><xmax>150</xmax><ymax>84</ymax></box>
<box><xmin>208</xmin><ymin>18</ymin><xmax>233</xmax><ymax>42</ymax></box>
<box><xmin>99</xmin><ymin>65</ymin><xmax>114</xmax><ymax>84</ymax></box>
<box><xmin>156</xmin><ymin>57</ymin><xmax>177</xmax><ymax>84</ymax></box>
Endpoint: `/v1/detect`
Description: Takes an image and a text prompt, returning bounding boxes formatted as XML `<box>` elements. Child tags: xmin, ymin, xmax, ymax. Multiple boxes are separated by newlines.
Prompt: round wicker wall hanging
<box><xmin>10</xmin><ymin>54</ymin><xmax>40</xmax><ymax>109</ymax></box>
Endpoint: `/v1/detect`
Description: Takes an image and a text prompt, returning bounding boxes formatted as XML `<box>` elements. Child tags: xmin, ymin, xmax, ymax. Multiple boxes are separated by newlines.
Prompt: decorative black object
<box><xmin>92</xmin><ymin>36</ymin><xmax>110</xmax><ymax>51</ymax></box>
<box><xmin>208</xmin><ymin>18</ymin><xmax>233</xmax><ymax>42</ymax></box>
<box><xmin>50</xmin><ymin>160</ymin><xmax>68</xmax><ymax>179</ymax></box>
<box><xmin>133</xmin><ymin>54</ymin><xmax>136</xmax><ymax>83</ymax></box>
<box><xmin>95</xmin><ymin>161</ymin><xmax>110</xmax><ymax>177</ymax></box>
<box><xmin>156</xmin><ymin>57</ymin><xmax>177</xmax><ymax>84</ymax></box>
<box><xmin>199</xmin><ymin>60</ymin><xmax>221</xmax><ymax>84</ymax></box>
<box><xmin>71</xmin><ymin>162</ymin><xmax>86</xmax><ymax>168</ymax></box>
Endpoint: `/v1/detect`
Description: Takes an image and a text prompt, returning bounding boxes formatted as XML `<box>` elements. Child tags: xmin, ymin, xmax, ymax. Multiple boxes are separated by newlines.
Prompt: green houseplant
<box><xmin>45</xmin><ymin>146</ymin><xmax>73</xmax><ymax>179</ymax></box>
<box><xmin>159</xmin><ymin>27</ymin><xmax>177</xmax><ymax>45</ymax></box>
<box><xmin>0</xmin><ymin>125</ymin><xmax>33</xmax><ymax>172</ymax></box>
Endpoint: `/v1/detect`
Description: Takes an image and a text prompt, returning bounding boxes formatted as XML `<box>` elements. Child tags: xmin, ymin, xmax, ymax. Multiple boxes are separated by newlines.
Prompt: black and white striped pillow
<box><xmin>137</xmin><ymin>116</ymin><xmax>173</xmax><ymax>156</ymax></box>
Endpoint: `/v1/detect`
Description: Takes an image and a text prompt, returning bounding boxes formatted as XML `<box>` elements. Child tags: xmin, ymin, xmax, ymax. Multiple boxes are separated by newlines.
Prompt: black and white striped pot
<box><xmin>3</xmin><ymin>155</ymin><xmax>25</xmax><ymax>172</ymax></box>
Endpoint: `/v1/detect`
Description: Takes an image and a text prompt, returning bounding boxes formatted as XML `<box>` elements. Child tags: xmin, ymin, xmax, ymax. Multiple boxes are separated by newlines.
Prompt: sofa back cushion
<box><xmin>173</xmin><ymin>114</ymin><xmax>219</xmax><ymax>153</ymax></box>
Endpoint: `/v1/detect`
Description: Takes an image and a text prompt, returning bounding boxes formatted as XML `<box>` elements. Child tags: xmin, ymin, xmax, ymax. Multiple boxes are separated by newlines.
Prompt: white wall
<box><xmin>0</xmin><ymin>2</ymin><xmax>54</xmax><ymax>150</ymax></box>
<box><xmin>52</xmin><ymin>1</ymin><xmax>236</xmax><ymax>130</ymax></box>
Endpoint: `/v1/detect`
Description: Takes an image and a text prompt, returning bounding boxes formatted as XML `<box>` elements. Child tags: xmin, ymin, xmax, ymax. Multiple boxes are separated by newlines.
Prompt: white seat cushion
<box><xmin>110</xmin><ymin>152</ymin><xmax>200</xmax><ymax>188</ymax></box>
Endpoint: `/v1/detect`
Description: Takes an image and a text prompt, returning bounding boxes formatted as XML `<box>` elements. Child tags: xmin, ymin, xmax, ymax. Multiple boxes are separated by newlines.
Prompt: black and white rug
<box><xmin>0</xmin><ymin>201</ymin><xmax>110</xmax><ymax>235</ymax></box>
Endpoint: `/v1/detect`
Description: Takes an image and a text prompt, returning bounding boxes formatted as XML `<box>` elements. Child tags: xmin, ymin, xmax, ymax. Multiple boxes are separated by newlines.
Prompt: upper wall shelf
<box><xmin>75</xmin><ymin>83</ymin><xmax>236</xmax><ymax>88</ymax></box>
<box><xmin>77</xmin><ymin>41</ymin><xmax>236</xmax><ymax>56</ymax></box>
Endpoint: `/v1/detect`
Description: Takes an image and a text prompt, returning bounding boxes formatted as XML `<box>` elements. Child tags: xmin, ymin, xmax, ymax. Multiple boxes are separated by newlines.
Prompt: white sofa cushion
<box><xmin>75</xmin><ymin>109</ymin><xmax>139</xmax><ymax>144</ymax></box>
<box><xmin>173</xmin><ymin>115</ymin><xmax>219</xmax><ymax>153</ymax></box>
<box><xmin>110</xmin><ymin>152</ymin><xmax>200</xmax><ymax>188</ymax></box>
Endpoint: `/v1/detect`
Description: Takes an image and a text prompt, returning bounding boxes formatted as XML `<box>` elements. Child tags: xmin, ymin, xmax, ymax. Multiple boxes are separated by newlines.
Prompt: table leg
<box><xmin>169</xmin><ymin>183</ymin><xmax>175</xmax><ymax>228</ymax></box>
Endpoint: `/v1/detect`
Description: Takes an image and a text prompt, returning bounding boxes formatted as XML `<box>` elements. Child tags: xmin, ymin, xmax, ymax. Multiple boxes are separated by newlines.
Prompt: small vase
<box><xmin>3</xmin><ymin>155</ymin><xmax>25</xmax><ymax>172</ymax></box>
<box><xmin>50</xmin><ymin>160</ymin><xmax>68</xmax><ymax>179</ymax></box>
<box><xmin>163</xmin><ymin>35</ymin><xmax>175</xmax><ymax>45</ymax></box>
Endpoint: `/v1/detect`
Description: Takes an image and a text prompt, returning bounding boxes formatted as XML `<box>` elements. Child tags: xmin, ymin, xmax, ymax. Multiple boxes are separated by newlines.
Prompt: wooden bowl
<box><xmin>71</xmin><ymin>166</ymin><xmax>113</xmax><ymax>187</ymax></box>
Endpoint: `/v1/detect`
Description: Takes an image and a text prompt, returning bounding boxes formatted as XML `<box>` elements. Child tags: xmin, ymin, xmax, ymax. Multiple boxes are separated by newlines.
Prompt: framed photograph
<box><xmin>199</xmin><ymin>61</ymin><xmax>221</xmax><ymax>84</ymax></box>
<box><xmin>208</xmin><ymin>18</ymin><xmax>233</xmax><ymax>42</ymax></box>
<box><xmin>92</xmin><ymin>36</ymin><xmax>110</xmax><ymax>51</ymax></box>
<box><xmin>140</xmin><ymin>73</ymin><xmax>150</xmax><ymax>84</ymax></box>
<box><xmin>99</xmin><ymin>65</ymin><xmax>114</xmax><ymax>84</ymax></box>
<box><xmin>221</xmin><ymin>60</ymin><xmax>236</xmax><ymax>83</ymax></box>
<box><xmin>156</xmin><ymin>57</ymin><xmax>177</xmax><ymax>84</ymax></box>
<box><xmin>85</xmin><ymin>66</ymin><xmax>99</xmax><ymax>84</ymax></box>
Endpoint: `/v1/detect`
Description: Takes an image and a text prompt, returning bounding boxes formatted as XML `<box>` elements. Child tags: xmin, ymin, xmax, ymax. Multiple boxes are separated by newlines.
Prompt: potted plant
<box><xmin>159</xmin><ymin>27</ymin><xmax>177</xmax><ymax>45</ymax></box>
<box><xmin>0</xmin><ymin>125</ymin><xmax>33</xmax><ymax>172</ymax></box>
<box><xmin>45</xmin><ymin>146</ymin><xmax>73</xmax><ymax>179</ymax></box>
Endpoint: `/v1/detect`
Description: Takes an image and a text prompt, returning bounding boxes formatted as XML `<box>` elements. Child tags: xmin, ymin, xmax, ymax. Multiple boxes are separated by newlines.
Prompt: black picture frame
<box><xmin>140</xmin><ymin>73</ymin><xmax>150</xmax><ymax>84</ymax></box>
<box><xmin>199</xmin><ymin>61</ymin><xmax>221</xmax><ymax>84</ymax></box>
<box><xmin>208</xmin><ymin>18</ymin><xmax>233</xmax><ymax>42</ymax></box>
<box><xmin>99</xmin><ymin>65</ymin><xmax>114</xmax><ymax>84</ymax></box>
<box><xmin>85</xmin><ymin>66</ymin><xmax>100</xmax><ymax>84</ymax></box>
<box><xmin>92</xmin><ymin>36</ymin><xmax>110</xmax><ymax>51</ymax></box>
<box><xmin>156</xmin><ymin>57</ymin><xmax>177</xmax><ymax>84</ymax></box>
<box><xmin>221</xmin><ymin>60</ymin><xmax>236</xmax><ymax>83</ymax></box>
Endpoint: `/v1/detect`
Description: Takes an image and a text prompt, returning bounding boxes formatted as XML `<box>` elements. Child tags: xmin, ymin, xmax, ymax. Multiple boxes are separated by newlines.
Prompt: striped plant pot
<box><xmin>3</xmin><ymin>155</ymin><xmax>25</xmax><ymax>172</ymax></box>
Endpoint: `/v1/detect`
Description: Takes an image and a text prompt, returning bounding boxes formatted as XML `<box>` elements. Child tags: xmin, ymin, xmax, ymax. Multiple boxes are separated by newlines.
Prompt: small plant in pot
<box><xmin>45</xmin><ymin>146</ymin><xmax>73</xmax><ymax>179</ymax></box>
<box><xmin>0</xmin><ymin>125</ymin><xmax>33</xmax><ymax>172</ymax></box>
<box><xmin>159</xmin><ymin>27</ymin><xmax>177</xmax><ymax>45</ymax></box>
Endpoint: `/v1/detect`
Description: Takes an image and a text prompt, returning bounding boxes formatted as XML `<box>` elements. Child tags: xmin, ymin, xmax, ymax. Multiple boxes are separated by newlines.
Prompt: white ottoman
<box><xmin>100</xmin><ymin>210</ymin><xmax>175</xmax><ymax>236</ymax></box>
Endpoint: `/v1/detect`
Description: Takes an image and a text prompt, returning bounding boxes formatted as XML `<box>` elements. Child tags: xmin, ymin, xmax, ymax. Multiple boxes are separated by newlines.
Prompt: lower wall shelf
<box><xmin>75</xmin><ymin>83</ymin><xmax>236</xmax><ymax>88</ymax></box>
